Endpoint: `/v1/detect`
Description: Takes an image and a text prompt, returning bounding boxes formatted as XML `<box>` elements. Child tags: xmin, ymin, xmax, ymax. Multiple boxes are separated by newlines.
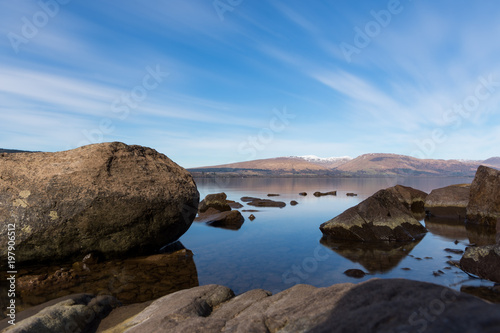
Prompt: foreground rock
<box><xmin>320</xmin><ymin>189</ymin><xmax>427</xmax><ymax>242</ymax></box>
<box><xmin>0</xmin><ymin>142</ymin><xmax>199</xmax><ymax>266</ymax></box>
<box><xmin>425</xmin><ymin>184</ymin><xmax>470</xmax><ymax>218</ymax></box>
<box><xmin>1</xmin><ymin>294</ymin><xmax>119</xmax><ymax>333</ymax></box>
<box><xmin>101</xmin><ymin>279</ymin><xmax>500</xmax><ymax>332</ymax></box>
<box><xmin>466</xmin><ymin>165</ymin><xmax>500</xmax><ymax>226</ymax></box>
<box><xmin>388</xmin><ymin>185</ymin><xmax>427</xmax><ymax>212</ymax></box>
<box><xmin>460</xmin><ymin>243</ymin><xmax>500</xmax><ymax>283</ymax></box>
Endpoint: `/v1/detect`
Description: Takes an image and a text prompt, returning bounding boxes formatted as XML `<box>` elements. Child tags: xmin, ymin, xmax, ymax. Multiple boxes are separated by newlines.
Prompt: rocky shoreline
<box><xmin>1</xmin><ymin>143</ymin><xmax>500</xmax><ymax>332</ymax></box>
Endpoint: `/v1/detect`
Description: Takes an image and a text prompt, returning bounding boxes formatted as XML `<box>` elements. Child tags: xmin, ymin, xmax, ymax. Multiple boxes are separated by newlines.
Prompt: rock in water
<box><xmin>466</xmin><ymin>165</ymin><xmax>500</xmax><ymax>226</ymax></box>
<box><xmin>460</xmin><ymin>244</ymin><xmax>500</xmax><ymax>283</ymax></box>
<box><xmin>0</xmin><ymin>142</ymin><xmax>199</xmax><ymax>266</ymax></box>
<box><xmin>320</xmin><ymin>189</ymin><xmax>427</xmax><ymax>242</ymax></box>
<box><xmin>425</xmin><ymin>184</ymin><xmax>470</xmax><ymax>218</ymax></box>
<box><xmin>198</xmin><ymin>192</ymin><xmax>231</xmax><ymax>213</ymax></box>
<box><xmin>387</xmin><ymin>185</ymin><xmax>427</xmax><ymax>212</ymax></box>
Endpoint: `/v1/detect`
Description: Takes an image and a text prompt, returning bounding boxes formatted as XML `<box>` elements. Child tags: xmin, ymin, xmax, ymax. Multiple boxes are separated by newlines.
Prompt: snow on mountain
<box><xmin>293</xmin><ymin>155</ymin><xmax>353</xmax><ymax>163</ymax></box>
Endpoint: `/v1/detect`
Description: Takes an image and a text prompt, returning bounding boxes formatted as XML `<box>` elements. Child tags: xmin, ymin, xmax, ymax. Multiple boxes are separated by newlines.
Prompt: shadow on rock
<box><xmin>320</xmin><ymin>236</ymin><xmax>421</xmax><ymax>273</ymax></box>
<box><xmin>3</xmin><ymin>242</ymin><xmax>199</xmax><ymax>318</ymax></box>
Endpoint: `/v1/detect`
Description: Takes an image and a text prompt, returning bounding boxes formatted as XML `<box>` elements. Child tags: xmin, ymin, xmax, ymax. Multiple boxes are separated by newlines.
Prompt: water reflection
<box><xmin>320</xmin><ymin>237</ymin><xmax>421</xmax><ymax>273</ymax></box>
<box><xmin>9</xmin><ymin>242</ymin><xmax>199</xmax><ymax>314</ymax></box>
<box><xmin>425</xmin><ymin>217</ymin><xmax>497</xmax><ymax>246</ymax></box>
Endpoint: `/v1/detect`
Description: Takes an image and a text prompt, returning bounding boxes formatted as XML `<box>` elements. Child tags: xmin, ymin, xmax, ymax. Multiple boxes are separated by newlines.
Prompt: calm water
<box><xmin>181</xmin><ymin>176</ymin><xmax>496</xmax><ymax>295</ymax></box>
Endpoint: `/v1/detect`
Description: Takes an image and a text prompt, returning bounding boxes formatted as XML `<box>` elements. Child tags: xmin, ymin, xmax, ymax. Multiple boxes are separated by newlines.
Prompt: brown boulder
<box><xmin>195</xmin><ymin>208</ymin><xmax>244</xmax><ymax>230</ymax></box>
<box><xmin>460</xmin><ymin>244</ymin><xmax>500</xmax><ymax>283</ymax></box>
<box><xmin>320</xmin><ymin>189</ymin><xmax>427</xmax><ymax>242</ymax></box>
<box><xmin>101</xmin><ymin>279</ymin><xmax>500</xmax><ymax>333</ymax></box>
<box><xmin>425</xmin><ymin>184</ymin><xmax>470</xmax><ymax>218</ymax></box>
<box><xmin>314</xmin><ymin>191</ymin><xmax>337</xmax><ymax>197</ymax></box>
<box><xmin>466</xmin><ymin>165</ymin><xmax>500</xmax><ymax>226</ymax></box>
<box><xmin>0</xmin><ymin>142</ymin><xmax>199</xmax><ymax>266</ymax></box>
<box><xmin>198</xmin><ymin>193</ymin><xmax>231</xmax><ymax>213</ymax></box>
<box><xmin>247</xmin><ymin>198</ymin><xmax>286</xmax><ymax>208</ymax></box>
<box><xmin>387</xmin><ymin>184</ymin><xmax>427</xmax><ymax>212</ymax></box>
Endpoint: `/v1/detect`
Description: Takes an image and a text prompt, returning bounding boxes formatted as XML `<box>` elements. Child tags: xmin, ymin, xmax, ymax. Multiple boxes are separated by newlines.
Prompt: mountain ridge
<box><xmin>189</xmin><ymin>153</ymin><xmax>499</xmax><ymax>178</ymax></box>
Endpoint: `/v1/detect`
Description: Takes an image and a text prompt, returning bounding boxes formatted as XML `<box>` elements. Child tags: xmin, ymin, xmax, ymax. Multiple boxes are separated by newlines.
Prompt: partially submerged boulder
<box><xmin>247</xmin><ymin>198</ymin><xmax>286</xmax><ymax>208</ymax></box>
<box><xmin>195</xmin><ymin>208</ymin><xmax>244</xmax><ymax>230</ymax></box>
<box><xmin>198</xmin><ymin>193</ymin><xmax>231</xmax><ymax>213</ymax></box>
<box><xmin>314</xmin><ymin>191</ymin><xmax>337</xmax><ymax>197</ymax></box>
<box><xmin>387</xmin><ymin>185</ymin><xmax>427</xmax><ymax>212</ymax></box>
<box><xmin>466</xmin><ymin>165</ymin><xmax>500</xmax><ymax>226</ymax></box>
<box><xmin>460</xmin><ymin>243</ymin><xmax>500</xmax><ymax>283</ymax></box>
<box><xmin>100</xmin><ymin>279</ymin><xmax>500</xmax><ymax>333</ymax></box>
<box><xmin>0</xmin><ymin>142</ymin><xmax>199</xmax><ymax>266</ymax></box>
<box><xmin>425</xmin><ymin>184</ymin><xmax>470</xmax><ymax>218</ymax></box>
<box><xmin>320</xmin><ymin>189</ymin><xmax>427</xmax><ymax>242</ymax></box>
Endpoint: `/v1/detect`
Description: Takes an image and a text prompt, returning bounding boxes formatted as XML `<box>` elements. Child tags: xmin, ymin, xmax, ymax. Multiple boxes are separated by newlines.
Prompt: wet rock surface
<box><xmin>0</xmin><ymin>142</ymin><xmax>199</xmax><ymax>266</ymax></box>
<box><xmin>99</xmin><ymin>279</ymin><xmax>500</xmax><ymax>333</ymax></box>
<box><xmin>320</xmin><ymin>189</ymin><xmax>427</xmax><ymax>242</ymax></box>
<box><xmin>460</xmin><ymin>243</ymin><xmax>500</xmax><ymax>283</ymax></box>
<box><xmin>466</xmin><ymin>165</ymin><xmax>500</xmax><ymax>226</ymax></box>
<box><xmin>425</xmin><ymin>184</ymin><xmax>470</xmax><ymax>218</ymax></box>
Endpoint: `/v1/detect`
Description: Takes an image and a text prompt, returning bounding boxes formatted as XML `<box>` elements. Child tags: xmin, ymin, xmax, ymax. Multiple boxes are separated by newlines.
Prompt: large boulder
<box><xmin>466</xmin><ymin>165</ymin><xmax>500</xmax><ymax>226</ymax></box>
<box><xmin>1</xmin><ymin>294</ymin><xmax>119</xmax><ymax>333</ymax></box>
<box><xmin>100</xmin><ymin>279</ymin><xmax>500</xmax><ymax>333</ymax></box>
<box><xmin>425</xmin><ymin>184</ymin><xmax>470</xmax><ymax>218</ymax></box>
<box><xmin>460</xmin><ymin>244</ymin><xmax>500</xmax><ymax>283</ymax></box>
<box><xmin>320</xmin><ymin>189</ymin><xmax>427</xmax><ymax>242</ymax></box>
<box><xmin>0</xmin><ymin>142</ymin><xmax>199</xmax><ymax>266</ymax></box>
<box><xmin>387</xmin><ymin>184</ymin><xmax>427</xmax><ymax>212</ymax></box>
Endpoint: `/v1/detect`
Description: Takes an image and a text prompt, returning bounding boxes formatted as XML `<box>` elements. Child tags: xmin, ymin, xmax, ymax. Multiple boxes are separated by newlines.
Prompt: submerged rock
<box><xmin>247</xmin><ymin>198</ymin><xmax>286</xmax><ymax>208</ymax></box>
<box><xmin>460</xmin><ymin>243</ymin><xmax>500</xmax><ymax>283</ymax></box>
<box><xmin>343</xmin><ymin>269</ymin><xmax>366</xmax><ymax>278</ymax></box>
<box><xmin>100</xmin><ymin>279</ymin><xmax>500</xmax><ymax>333</ymax></box>
<box><xmin>0</xmin><ymin>142</ymin><xmax>199</xmax><ymax>266</ymax></box>
<box><xmin>314</xmin><ymin>191</ymin><xmax>337</xmax><ymax>197</ymax></box>
<box><xmin>466</xmin><ymin>165</ymin><xmax>500</xmax><ymax>226</ymax></box>
<box><xmin>425</xmin><ymin>184</ymin><xmax>470</xmax><ymax>218</ymax></box>
<box><xmin>320</xmin><ymin>189</ymin><xmax>427</xmax><ymax>242</ymax></box>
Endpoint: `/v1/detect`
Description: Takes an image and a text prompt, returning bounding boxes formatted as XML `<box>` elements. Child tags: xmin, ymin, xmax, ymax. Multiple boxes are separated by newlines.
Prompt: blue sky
<box><xmin>1</xmin><ymin>0</ymin><xmax>499</xmax><ymax>167</ymax></box>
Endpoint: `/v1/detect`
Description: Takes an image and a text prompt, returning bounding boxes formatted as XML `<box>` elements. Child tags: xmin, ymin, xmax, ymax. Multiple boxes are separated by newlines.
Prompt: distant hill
<box><xmin>189</xmin><ymin>154</ymin><xmax>499</xmax><ymax>178</ymax></box>
<box><xmin>0</xmin><ymin>148</ymin><xmax>33</xmax><ymax>153</ymax></box>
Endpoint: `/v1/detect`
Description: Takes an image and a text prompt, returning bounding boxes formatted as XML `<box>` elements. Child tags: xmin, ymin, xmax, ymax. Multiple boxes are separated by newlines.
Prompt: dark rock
<box><xmin>247</xmin><ymin>198</ymin><xmax>286</xmax><ymax>208</ymax></box>
<box><xmin>195</xmin><ymin>209</ymin><xmax>244</xmax><ymax>230</ymax></box>
<box><xmin>82</xmin><ymin>252</ymin><xmax>101</xmax><ymax>265</ymax></box>
<box><xmin>346</xmin><ymin>193</ymin><xmax>357</xmax><ymax>196</ymax></box>
<box><xmin>444</xmin><ymin>248</ymin><xmax>464</xmax><ymax>255</ymax></box>
<box><xmin>314</xmin><ymin>191</ymin><xmax>337</xmax><ymax>197</ymax></box>
<box><xmin>0</xmin><ymin>142</ymin><xmax>199</xmax><ymax>267</ymax></box>
<box><xmin>0</xmin><ymin>294</ymin><xmax>119</xmax><ymax>333</ymax></box>
<box><xmin>461</xmin><ymin>285</ymin><xmax>500</xmax><ymax>304</ymax></box>
<box><xmin>466</xmin><ymin>165</ymin><xmax>500</xmax><ymax>226</ymax></box>
<box><xmin>460</xmin><ymin>244</ymin><xmax>500</xmax><ymax>283</ymax></box>
<box><xmin>242</xmin><ymin>209</ymin><xmax>259</xmax><ymax>212</ymax></box>
<box><xmin>299</xmin><ymin>192</ymin><xmax>307</xmax><ymax>196</ymax></box>
<box><xmin>227</xmin><ymin>200</ymin><xmax>243</xmax><ymax>209</ymax></box>
<box><xmin>321</xmin><ymin>238</ymin><xmax>420</xmax><ymax>273</ymax></box>
<box><xmin>387</xmin><ymin>184</ymin><xmax>427</xmax><ymax>212</ymax></box>
<box><xmin>198</xmin><ymin>193</ymin><xmax>231</xmax><ymax>213</ymax></box>
<box><xmin>267</xmin><ymin>193</ymin><xmax>280</xmax><ymax>197</ymax></box>
<box><xmin>248</xmin><ymin>214</ymin><xmax>256</xmax><ymax>221</ymax></box>
<box><xmin>343</xmin><ymin>269</ymin><xmax>366</xmax><ymax>278</ymax></box>
<box><xmin>241</xmin><ymin>196</ymin><xmax>260</xmax><ymax>202</ymax></box>
<box><xmin>320</xmin><ymin>189</ymin><xmax>427</xmax><ymax>242</ymax></box>
<box><xmin>425</xmin><ymin>184</ymin><xmax>470</xmax><ymax>218</ymax></box>
<box><xmin>104</xmin><ymin>279</ymin><xmax>500</xmax><ymax>333</ymax></box>
<box><xmin>290</xmin><ymin>200</ymin><xmax>298</xmax><ymax>206</ymax></box>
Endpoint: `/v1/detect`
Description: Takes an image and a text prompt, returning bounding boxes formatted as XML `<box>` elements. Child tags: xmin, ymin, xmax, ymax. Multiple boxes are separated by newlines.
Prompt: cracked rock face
<box><xmin>0</xmin><ymin>142</ymin><xmax>199</xmax><ymax>266</ymax></box>
<box><xmin>99</xmin><ymin>279</ymin><xmax>500</xmax><ymax>333</ymax></box>
<box><xmin>466</xmin><ymin>165</ymin><xmax>500</xmax><ymax>226</ymax></box>
<box><xmin>460</xmin><ymin>244</ymin><xmax>500</xmax><ymax>283</ymax></box>
<box><xmin>320</xmin><ymin>189</ymin><xmax>427</xmax><ymax>242</ymax></box>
